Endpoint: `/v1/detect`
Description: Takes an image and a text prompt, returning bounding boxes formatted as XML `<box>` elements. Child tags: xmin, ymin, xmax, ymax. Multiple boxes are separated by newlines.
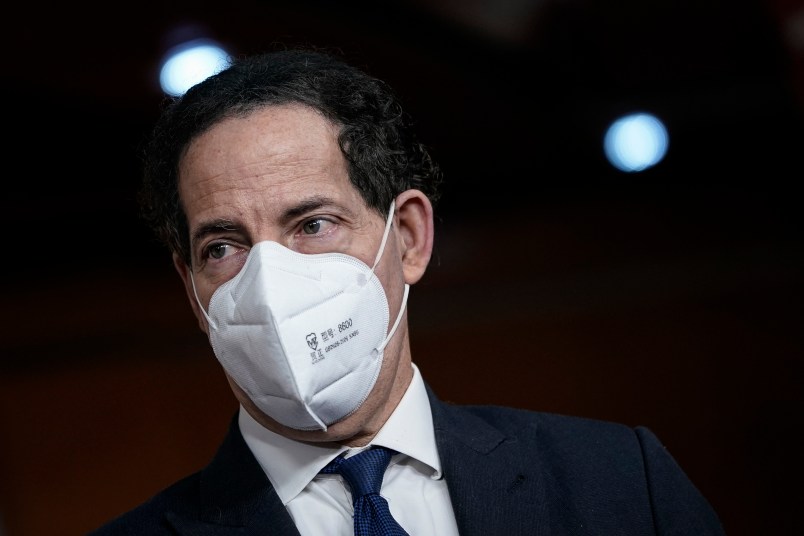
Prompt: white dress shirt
<box><xmin>239</xmin><ymin>363</ymin><xmax>460</xmax><ymax>535</ymax></box>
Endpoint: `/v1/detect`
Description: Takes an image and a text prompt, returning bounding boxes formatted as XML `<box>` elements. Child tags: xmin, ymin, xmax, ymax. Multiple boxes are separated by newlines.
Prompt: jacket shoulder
<box><xmin>434</xmin><ymin>400</ymin><xmax>725</xmax><ymax>534</ymax></box>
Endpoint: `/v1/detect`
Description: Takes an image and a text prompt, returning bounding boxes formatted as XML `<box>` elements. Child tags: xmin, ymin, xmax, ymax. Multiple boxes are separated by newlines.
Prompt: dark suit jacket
<box><xmin>90</xmin><ymin>386</ymin><xmax>725</xmax><ymax>535</ymax></box>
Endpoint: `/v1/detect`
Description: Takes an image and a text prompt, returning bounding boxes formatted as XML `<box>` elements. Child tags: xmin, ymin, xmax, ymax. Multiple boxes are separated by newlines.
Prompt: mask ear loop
<box><xmin>368</xmin><ymin>199</ymin><xmax>410</xmax><ymax>355</ymax></box>
<box><xmin>375</xmin><ymin>283</ymin><xmax>410</xmax><ymax>356</ymax></box>
<box><xmin>356</xmin><ymin>200</ymin><xmax>397</xmax><ymax>289</ymax></box>
<box><xmin>190</xmin><ymin>272</ymin><xmax>218</xmax><ymax>330</ymax></box>
<box><xmin>370</xmin><ymin>200</ymin><xmax>397</xmax><ymax>271</ymax></box>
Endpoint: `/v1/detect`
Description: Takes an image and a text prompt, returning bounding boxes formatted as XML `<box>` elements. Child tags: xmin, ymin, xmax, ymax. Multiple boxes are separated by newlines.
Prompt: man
<box><xmin>91</xmin><ymin>47</ymin><xmax>725</xmax><ymax>535</ymax></box>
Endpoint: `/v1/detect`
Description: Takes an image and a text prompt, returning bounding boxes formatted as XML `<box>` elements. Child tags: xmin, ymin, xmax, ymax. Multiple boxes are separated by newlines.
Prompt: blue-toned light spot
<box><xmin>159</xmin><ymin>40</ymin><xmax>232</xmax><ymax>96</ymax></box>
<box><xmin>603</xmin><ymin>112</ymin><xmax>669</xmax><ymax>172</ymax></box>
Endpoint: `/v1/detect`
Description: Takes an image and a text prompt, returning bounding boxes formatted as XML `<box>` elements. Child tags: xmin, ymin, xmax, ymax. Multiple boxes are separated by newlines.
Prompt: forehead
<box><xmin>180</xmin><ymin>103</ymin><xmax>343</xmax><ymax>190</ymax></box>
<box><xmin>177</xmin><ymin>103</ymin><xmax>360</xmax><ymax>222</ymax></box>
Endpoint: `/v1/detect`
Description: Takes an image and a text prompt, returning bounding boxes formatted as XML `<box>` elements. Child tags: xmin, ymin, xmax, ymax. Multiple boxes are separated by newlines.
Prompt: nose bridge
<box><xmin>246</xmin><ymin>209</ymin><xmax>287</xmax><ymax>247</ymax></box>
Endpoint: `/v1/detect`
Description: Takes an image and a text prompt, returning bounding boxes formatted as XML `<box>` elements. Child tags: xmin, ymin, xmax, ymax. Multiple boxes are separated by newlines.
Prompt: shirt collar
<box><xmin>239</xmin><ymin>363</ymin><xmax>441</xmax><ymax>505</ymax></box>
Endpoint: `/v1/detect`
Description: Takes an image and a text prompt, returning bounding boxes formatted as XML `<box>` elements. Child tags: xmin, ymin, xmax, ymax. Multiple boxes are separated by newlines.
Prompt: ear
<box><xmin>394</xmin><ymin>189</ymin><xmax>434</xmax><ymax>285</ymax></box>
<box><xmin>173</xmin><ymin>252</ymin><xmax>210</xmax><ymax>334</ymax></box>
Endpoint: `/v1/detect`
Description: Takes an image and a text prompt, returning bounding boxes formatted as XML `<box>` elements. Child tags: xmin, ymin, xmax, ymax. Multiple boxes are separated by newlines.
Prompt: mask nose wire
<box><xmin>190</xmin><ymin>272</ymin><xmax>217</xmax><ymax>330</ymax></box>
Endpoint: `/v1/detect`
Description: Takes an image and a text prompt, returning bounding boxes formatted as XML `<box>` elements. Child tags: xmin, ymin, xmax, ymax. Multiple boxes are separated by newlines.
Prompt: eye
<box><xmin>302</xmin><ymin>218</ymin><xmax>324</xmax><ymax>235</ymax></box>
<box><xmin>207</xmin><ymin>242</ymin><xmax>238</xmax><ymax>260</ymax></box>
<box><xmin>292</xmin><ymin>216</ymin><xmax>338</xmax><ymax>252</ymax></box>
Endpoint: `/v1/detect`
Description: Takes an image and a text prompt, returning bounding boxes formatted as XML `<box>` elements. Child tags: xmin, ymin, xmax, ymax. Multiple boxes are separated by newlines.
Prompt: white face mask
<box><xmin>191</xmin><ymin>202</ymin><xmax>409</xmax><ymax>431</ymax></box>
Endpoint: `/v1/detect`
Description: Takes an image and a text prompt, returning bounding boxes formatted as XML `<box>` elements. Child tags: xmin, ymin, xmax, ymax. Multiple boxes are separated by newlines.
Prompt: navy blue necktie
<box><xmin>321</xmin><ymin>446</ymin><xmax>409</xmax><ymax>536</ymax></box>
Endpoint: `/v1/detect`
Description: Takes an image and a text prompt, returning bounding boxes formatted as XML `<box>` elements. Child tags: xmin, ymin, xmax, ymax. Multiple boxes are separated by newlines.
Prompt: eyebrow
<box><xmin>190</xmin><ymin>219</ymin><xmax>239</xmax><ymax>252</ymax></box>
<box><xmin>279</xmin><ymin>195</ymin><xmax>336</xmax><ymax>225</ymax></box>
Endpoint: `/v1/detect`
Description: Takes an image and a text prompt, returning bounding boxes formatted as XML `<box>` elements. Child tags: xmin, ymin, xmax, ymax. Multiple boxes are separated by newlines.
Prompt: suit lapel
<box><xmin>165</xmin><ymin>414</ymin><xmax>301</xmax><ymax>536</ymax></box>
<box><xmin>428</xmin><ymin>386</ymin><xmax>548</xmax><ymax>536</ymax></box>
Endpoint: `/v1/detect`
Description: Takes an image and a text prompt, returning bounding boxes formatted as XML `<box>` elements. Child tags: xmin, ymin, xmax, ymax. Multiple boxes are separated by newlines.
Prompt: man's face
<box><xmin>173</xmin><ymin>103</ymin><xmax>415</xmax><ymax>445</ymax></box>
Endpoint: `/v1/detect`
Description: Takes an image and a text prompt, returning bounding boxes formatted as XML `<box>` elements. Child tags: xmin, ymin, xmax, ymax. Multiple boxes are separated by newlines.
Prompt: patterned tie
<box><xmin>321</xmin><ymin>446</ymin><xmax>409</xmax><ymax>536</ymax></box>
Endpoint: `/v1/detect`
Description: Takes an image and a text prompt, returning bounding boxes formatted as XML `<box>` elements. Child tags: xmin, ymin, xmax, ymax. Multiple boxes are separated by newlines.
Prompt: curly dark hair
<box><xmin>139</xmin><ymin>46</ymin><xmax>443</xmax><ymax>265</ymax></box>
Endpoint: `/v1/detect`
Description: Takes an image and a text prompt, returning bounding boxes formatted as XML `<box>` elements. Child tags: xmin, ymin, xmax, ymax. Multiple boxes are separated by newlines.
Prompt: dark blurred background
<box><xmin>1</xmin><ymin>1</ymin><xmax>802</xmax><ymax>534</ymax></box>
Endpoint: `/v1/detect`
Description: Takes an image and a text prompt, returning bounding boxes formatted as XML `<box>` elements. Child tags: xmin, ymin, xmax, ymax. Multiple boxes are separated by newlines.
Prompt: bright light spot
<box><xmin>603</xmin><ymin>112</ymin><xmax>669</xmax><ymax>172</ymax></box>
<box><xmin>159</xmin><ymin>40</ymin><xmax>231</xmax><ymax>96</ymax></box>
